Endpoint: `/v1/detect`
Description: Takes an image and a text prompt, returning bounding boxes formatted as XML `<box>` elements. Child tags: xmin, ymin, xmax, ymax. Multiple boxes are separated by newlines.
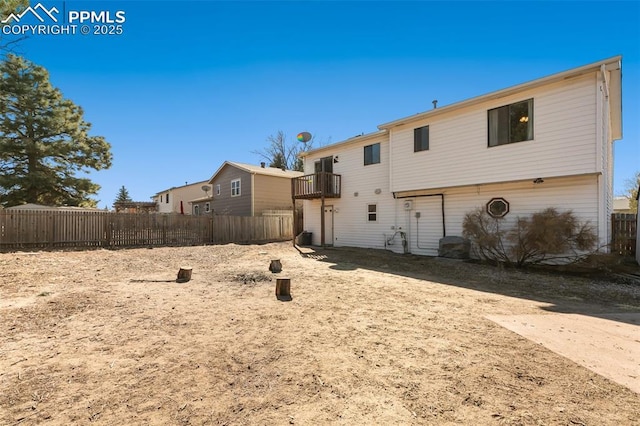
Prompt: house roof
<box><xmin>188</xmin><ymin>195</ymin><xmax>213</xmax><ymax>204</ymax></box>
<box><xmin>300</xmin><ymin>130</ymin><xmax>388</xmax><ymax>158</ymax></box>
<box><xmin>208</xmin><ymin>161</ymin><xmax>303</xmax><ymax>183</ymax></box>
<box><xmin>378</xmin><ymin>56</ymin><xmax>622</xmax><ymax>133</ymax></box>
<box><xmin>5</xmin><ymin>203</ymin><xmax>100</xmax><ymax>211</ymax></box>
<box><xmin>152</xmin><ymin>180</ymin><xmax>210</xmax><ymax>197</ymax></box>
<box><xmin>302</xmin><ymin>56</ymin><xmax>622</xmax><ymax>158</ymax></box>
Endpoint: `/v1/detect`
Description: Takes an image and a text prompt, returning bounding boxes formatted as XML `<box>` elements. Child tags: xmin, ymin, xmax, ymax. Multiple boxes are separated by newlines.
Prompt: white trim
<box><xmin>231</xmin><ymin>178</ymin><xmax>241</xmax><ymax>197</ymax></box>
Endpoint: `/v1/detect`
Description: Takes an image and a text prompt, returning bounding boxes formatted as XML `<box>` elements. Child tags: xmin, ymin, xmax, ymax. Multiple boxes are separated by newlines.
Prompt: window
<box><xmin>231</xmin><ymin>179</ymin><xmax>241</xmax><ymax>197</ymax></box>
<box><xmin>205</xmin><ymin>202</ymin><xmax>210</xmax><ymax>213</ymax></box>
<box><xmin>367</xmin><ymin>204</ymin><xmax>377</xmax><ymax>222</ymax></box>
<box><xmin>488</xmin><ymin>99</ymin><xmax>533</xmax><ymax>147</ymax></box>
<box><xmin>215</xmin><ymin>184</ymin><xmax>220</xmax><ymax>196</ymax></box>
<box><xmin>194</xmin><ymin>205</ymin><xmax>199</xmax><ymax>216</ymax></box>
<box><xmin>159</xmin><ymin>195</ymin><xmax>163</xmax><ymax>203</ymax></box>
<box><xmin>166</xmin><ymin>193</ymin><xmax>169</xmax><ymax>203</ymax></box>
<box><xmin>414</xmin><ymin>125</ymin><xmax>429</xmax><ymax>152</ymax></box>
<box><xmin>364</xmin><ymin>143</ymin><xmax>380</xmax><ymax>165</ymax></box>
<box><xmin>486</xmin><ymin>198</ymin><xmax>509</xmax><ymax>218</ymax></box>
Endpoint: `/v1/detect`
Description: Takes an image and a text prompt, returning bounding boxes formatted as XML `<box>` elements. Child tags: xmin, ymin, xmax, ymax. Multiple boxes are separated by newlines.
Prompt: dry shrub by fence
<box><xmin>0</xmin><ymin>210</ymin><xmax>293</xmax><ymax>251</ymax></box>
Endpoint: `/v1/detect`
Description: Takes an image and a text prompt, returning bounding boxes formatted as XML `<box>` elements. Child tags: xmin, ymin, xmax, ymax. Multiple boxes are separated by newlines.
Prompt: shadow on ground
<box><xmin>295</xmin><ymin>245</ymin><xmax>640</xmax><ymax>326</ymax></box>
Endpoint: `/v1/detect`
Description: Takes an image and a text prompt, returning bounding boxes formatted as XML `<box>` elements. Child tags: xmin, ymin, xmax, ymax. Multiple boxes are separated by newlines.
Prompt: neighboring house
<box><xmin>151</xmin><ymin>181</ymin><xmax>210</xmax><ymax>214</ymax></box>
<box><xmin>113</xmin><ymin>201</ymin><xmax>158</xmax><ymax>213</ymax></box>
<box><xmin>189</xmin><ymin>195</ymin><xmax>213</xmax><ymax>216</ymax></box>
<box><xmin>636</xmin><ymin>187</ymin><xmax>640</xmax><ymax>265</ymax></box>
<box><xmin>209</xmin><ymin>161</ymin><xmax>303</xmax><ymax>216</ymax></box>
<box><xmin>613</xmin><ymin>196</ymin><xmax>633</xmax><ymax>214</ymax></box>
<box><xmin>294</xmin><ymin>57</ymin><xmax>622</xmax><ymax>256</ymax></box>
<box><xmin>5</xmin><ymin>203</ymin><xmax>101</xmax><ymax>211</ymax></box>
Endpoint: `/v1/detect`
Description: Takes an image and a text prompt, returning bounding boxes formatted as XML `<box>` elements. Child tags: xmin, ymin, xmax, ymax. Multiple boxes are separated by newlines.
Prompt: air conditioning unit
<box><xmin>403</xmin><ymin>200</ymin><xmax>413</xmax><ymax>211</ymax></box>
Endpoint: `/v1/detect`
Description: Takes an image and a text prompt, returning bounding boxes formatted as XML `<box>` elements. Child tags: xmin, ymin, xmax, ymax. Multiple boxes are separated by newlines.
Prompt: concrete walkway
<box><xmin>487</xmin><ymin>312</ymin><xmax>640</xmax><ymax>394</ymax></box>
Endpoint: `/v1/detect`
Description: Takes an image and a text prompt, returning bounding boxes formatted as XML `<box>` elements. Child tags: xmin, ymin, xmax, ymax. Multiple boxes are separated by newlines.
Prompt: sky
<box><xmin>3</xmin><ymin>0</ymin><xmax>639</xmax><ymax>207</ymax></box>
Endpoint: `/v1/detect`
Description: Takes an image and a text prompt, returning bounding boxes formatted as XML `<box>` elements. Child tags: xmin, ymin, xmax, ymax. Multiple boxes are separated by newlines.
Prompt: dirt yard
<box><xmin>1</xmin><ymin>242</ymin><xmax>639</xmax><ymax>425</ymax></box>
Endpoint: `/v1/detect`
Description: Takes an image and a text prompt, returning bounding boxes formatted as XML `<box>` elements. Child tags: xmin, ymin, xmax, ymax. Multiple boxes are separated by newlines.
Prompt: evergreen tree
<box><xmin>0</xmin><ymin>54</ymin><xmax>112</xmax><ymax>208</ymax></box>
<box><xmin>114</xmin><ymin>185</ymin><xmax>132</xmax><ymax>206</ymax></box>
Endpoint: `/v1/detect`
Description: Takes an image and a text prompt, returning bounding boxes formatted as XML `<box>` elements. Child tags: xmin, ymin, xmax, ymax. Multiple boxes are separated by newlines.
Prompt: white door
<box><xmin>324</xmin><ymin>205</ymin><xmax>334</xmax><ymax>246</ymax></box>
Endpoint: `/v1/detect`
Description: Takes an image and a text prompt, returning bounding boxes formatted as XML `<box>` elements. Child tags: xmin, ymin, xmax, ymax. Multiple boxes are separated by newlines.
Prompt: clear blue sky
<box><xmin>6</xmin><ymin>0</ymin><xmax>640</xmax><ymax>207</ymax></box>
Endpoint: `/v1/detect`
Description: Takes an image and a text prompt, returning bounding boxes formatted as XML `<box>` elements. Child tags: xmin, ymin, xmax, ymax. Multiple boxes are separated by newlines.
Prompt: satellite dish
<box><xmin>201</xmin><ymin>185</ymin><xmax>211</xmax><ymax>192</ymax></box>
<box><xmin>297</xmin><ymin>131</ymin><xmax>312</xmax><ymax>143</ymax></box>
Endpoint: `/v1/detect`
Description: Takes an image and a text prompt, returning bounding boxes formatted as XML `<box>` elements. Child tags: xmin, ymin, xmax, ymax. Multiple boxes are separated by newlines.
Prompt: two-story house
<box><xmin>209</xmin><ymin>161</ymin><xmax>303</xmax><ymax>216</ymax></box>
<box><xmin>294</xmin><ymin>57</ymin><xmax>622</xmax><ymax>256</ymax></box>
<box><xmin>152</xmin><ymin>180</ymin><xmax>210</xmax><ymax>214</ymax></box>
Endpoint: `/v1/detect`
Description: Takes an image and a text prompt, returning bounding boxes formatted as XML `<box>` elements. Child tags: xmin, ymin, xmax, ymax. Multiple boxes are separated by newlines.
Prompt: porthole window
<box><xmin>487</xmin><ymin>197</ymin><xmax>509</xmax><ymax>218</ymax></box>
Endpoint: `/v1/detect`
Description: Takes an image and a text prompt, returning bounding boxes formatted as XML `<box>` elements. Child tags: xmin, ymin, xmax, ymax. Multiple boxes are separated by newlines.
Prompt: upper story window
<box><xmin>231</xmin><ymin>179</ymin><xmax>241</xmax><ymax>197</ymax></box>
<box><xmin>215</xmin><ymin>184</ymin><xmax>221</xmax><ymax>196</ymax></box>
<box><xmin>367</xmin><ymin>204</ymin><xmax>377</xmax><ymax>222</ymax></box>
<box><xmin>414</xmin><ymin>125</ymin><xmax>429</xmax><ymax>152</ymax></box>
<box><xmin>166</xmin><ymin>193</ymin><xmax>169</xmax><ymax>203</ymax></box>
<box><xmin>488</xmin><ymin>99</ymin><xmax>533</xmax><ymax>147</ymax></box>
<box><xmin>364</xmin><ymin>143</ymin><xmax>380</xmax><ymax>166</ymax></box>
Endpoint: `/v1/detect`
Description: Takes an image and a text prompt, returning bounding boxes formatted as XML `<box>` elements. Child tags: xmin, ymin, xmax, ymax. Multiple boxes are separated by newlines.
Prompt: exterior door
<box><xmin>314</xmin><ymin>156</ymin><xmax>334</xmax><ymax>195</ymax></box>
<box><xmin>323</xmin><ymin>205</ymin><xmax>334</xmax><ymax>246</ymax></box>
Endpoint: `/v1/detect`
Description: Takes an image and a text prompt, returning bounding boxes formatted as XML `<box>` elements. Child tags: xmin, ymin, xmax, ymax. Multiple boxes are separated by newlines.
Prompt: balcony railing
<box><xmin>292</xmin><ymin>172</ymin><xmax>342</xmax><ymax>200</ymax></box>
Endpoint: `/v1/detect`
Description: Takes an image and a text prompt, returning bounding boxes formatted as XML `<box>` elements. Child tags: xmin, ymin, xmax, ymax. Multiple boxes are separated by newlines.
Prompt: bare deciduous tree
<box><xmin>252</xmin><ymin>130</ymin><xmax>314</xmax><ymax>172</ymax></box>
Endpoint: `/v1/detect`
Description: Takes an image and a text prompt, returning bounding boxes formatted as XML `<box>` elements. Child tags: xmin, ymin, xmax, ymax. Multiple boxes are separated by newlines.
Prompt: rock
<box><xmin>438</xmin><ymin>236</ymin><xmax>470</xmax><ymax>259</ymax></box>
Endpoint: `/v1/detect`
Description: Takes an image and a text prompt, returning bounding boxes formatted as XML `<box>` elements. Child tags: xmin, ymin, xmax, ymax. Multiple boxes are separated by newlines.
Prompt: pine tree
<box><xmin>114</xmin><ymin>185</ymin><xmax>132</xmax><ymax>206</ymax></box>
<box><xmin>0</xmin><ymin>54</ymin><xmax>112</xmax><ymax>208</ymax></box>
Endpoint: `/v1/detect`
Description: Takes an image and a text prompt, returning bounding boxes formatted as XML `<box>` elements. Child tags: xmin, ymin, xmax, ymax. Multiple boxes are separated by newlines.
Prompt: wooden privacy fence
<box><xmin>0</xmin><ymin>210</ymin><xmax>293</xmax><ymax>251</ymax></box>
<box><xmin>611</xmin><ymin>213</ymin><xmax>637</xmax><ymax>256</ymax></box>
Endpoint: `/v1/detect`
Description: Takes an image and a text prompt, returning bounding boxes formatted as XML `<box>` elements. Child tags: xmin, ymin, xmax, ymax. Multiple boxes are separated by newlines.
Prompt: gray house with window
<box><xmin>208</xmin><ymin>161</ymin><xmax>303</xmax><ymax>216</ymax></box>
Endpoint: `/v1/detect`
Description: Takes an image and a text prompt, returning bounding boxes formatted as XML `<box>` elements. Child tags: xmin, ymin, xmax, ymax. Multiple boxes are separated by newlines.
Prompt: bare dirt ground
<box><xmin>1</xmin><ymin>242</ymin><xmax>639</xmax><ymax>425</ymax></box>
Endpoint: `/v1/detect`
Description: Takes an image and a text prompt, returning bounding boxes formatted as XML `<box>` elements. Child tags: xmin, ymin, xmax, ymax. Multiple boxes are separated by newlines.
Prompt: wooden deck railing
<box><xmin>292</xmin><ymin>172</ymin><xmax>342</xmax><ymax>200</ymax></box>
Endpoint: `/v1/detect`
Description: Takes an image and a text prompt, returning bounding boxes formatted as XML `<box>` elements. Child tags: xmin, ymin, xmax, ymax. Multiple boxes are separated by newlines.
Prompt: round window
<box><xmin>487</xmin><ymin>198</ymin><xmax>509</xmax><ymax>218</ymax></box>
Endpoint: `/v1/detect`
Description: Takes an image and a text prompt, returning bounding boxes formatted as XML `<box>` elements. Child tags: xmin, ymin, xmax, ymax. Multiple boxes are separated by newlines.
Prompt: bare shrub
<box><xmin>463</xmin><ymin>207</ymin><xmax>597</xmax><ymax>267</ymax></box>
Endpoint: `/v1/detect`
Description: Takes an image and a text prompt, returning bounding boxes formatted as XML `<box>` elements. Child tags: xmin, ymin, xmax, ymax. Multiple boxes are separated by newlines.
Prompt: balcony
<box><xmin>292</xmin><ymin>172</ymin><xmax>342</xmax><ymax>200</ymax></box>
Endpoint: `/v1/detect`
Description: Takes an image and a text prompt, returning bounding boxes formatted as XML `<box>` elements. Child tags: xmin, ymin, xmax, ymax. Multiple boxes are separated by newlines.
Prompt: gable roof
<box><xmin>153</xmin><ymin>180</ymin><xmax>210</xmax><ymax>197</ymax></box>
<box><xmin>302</xmin><ymin>56</ymin><xmax>622</xmax><ymax>158</ymax></box>
<box><xmin>378</xmin><ymin>56</ymin><xmax>622</xmax><ymax>133</ymax></box>
<box><xmin>208</xmin><ymin>161</ymin><xmax>303</xmax><ymax>183</ymax></box>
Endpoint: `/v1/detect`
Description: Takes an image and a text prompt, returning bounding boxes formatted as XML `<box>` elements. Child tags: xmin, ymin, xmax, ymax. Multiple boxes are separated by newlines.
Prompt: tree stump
<box><xmin>269</xmin><ymin>259</ymin><xmax>282</xmax><ymax>273</ymax></box>
<box><xmin>176</xmin><ymin>267</ymin><xmax>192</xmax><ymax>283</ymax></box>
<box><xmin>275</xmin><ymin>277</ymin><xmax>291</xmax><ymax>300</ymax></box>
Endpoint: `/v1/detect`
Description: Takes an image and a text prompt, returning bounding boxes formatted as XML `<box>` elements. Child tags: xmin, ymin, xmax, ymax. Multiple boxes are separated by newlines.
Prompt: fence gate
<box><xmin>611</xmin><ymin>213</ymin><xmax>637</xmax><ymax>256</ymax></box>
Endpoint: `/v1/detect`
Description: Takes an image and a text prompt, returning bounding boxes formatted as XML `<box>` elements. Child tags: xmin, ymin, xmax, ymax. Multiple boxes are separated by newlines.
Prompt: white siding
<box><xmin>303</xmin><ymin>136</ymin><xmax>395</xmax><ymax>248</ymax></box>
<box><xmin>390</xmin><ymin>74</ymin><xmax>598</xmax><ymax>192</ymax></box>
<box><xmin>306</xmin><ymin>174</ymin><xmax>601</xmax><ymax>256</ymax></box>
<box><xmin>398</xmin><ymin>175</ymin><xmax>601</xmax><ymax>255</ymax></box>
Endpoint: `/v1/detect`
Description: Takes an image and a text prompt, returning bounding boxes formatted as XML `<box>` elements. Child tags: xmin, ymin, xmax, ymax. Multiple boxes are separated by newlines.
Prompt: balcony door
<box><xmin>314</xmin><ymin>156</ymin><xmax>334</xmax><ymax>194</ymax></box>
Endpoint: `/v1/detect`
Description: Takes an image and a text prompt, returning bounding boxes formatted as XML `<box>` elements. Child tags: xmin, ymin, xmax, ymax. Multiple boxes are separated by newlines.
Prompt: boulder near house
<box><xmin>293</xmin><ymin>57</ymin><xmax>622</xmax><ymax>256</ymax></box>
<box><xmin>152</xmin><ymin>180</ymin><xmax>210</xmax><ymax>215</ymax></box>
<box><xmin>205</xmin><ymin>162</ymin><xmax>303</xmax><ymax>216</ymax></box>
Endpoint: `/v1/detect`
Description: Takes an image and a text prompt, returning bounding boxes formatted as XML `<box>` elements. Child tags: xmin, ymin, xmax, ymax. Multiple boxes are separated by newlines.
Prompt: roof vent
<box><xmin>432</xmin><ymin>100</ymin><xmax>438</xmax><ymax>109</ymax></box>
<box><xmin>260</xmin><ymin>162</ymin><xmax>265</xmax><ymax>168</ymax></box>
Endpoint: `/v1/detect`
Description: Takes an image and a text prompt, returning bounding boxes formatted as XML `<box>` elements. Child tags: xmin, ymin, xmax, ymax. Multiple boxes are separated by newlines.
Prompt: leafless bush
<box><xmin>463</xmin><ymin>207</ymin><xmax>597</xmax><ymax>267</ymax></box>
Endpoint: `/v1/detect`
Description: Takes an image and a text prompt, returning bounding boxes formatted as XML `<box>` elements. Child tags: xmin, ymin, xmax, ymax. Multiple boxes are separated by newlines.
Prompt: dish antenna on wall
<box><xmin>201</xmin><ymin>185</ymin><xmax>211</xmax><ymax>195</ymax></box>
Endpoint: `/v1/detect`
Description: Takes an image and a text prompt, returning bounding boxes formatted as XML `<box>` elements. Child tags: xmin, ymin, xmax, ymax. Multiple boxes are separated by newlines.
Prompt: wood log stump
<box><xmin>275</xmin><ymin>277</ymin><xmax>291</xmax><ymax>300</ymax></box>
<box><xmin>269</xmin><ymin>259</ymin><xmax>282</xmax><ymax>273</ymax></box>
<box><xmin>176</xmin><ymin>267</ymin><xmax>192</xmax><ymax>283</ymax></box>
